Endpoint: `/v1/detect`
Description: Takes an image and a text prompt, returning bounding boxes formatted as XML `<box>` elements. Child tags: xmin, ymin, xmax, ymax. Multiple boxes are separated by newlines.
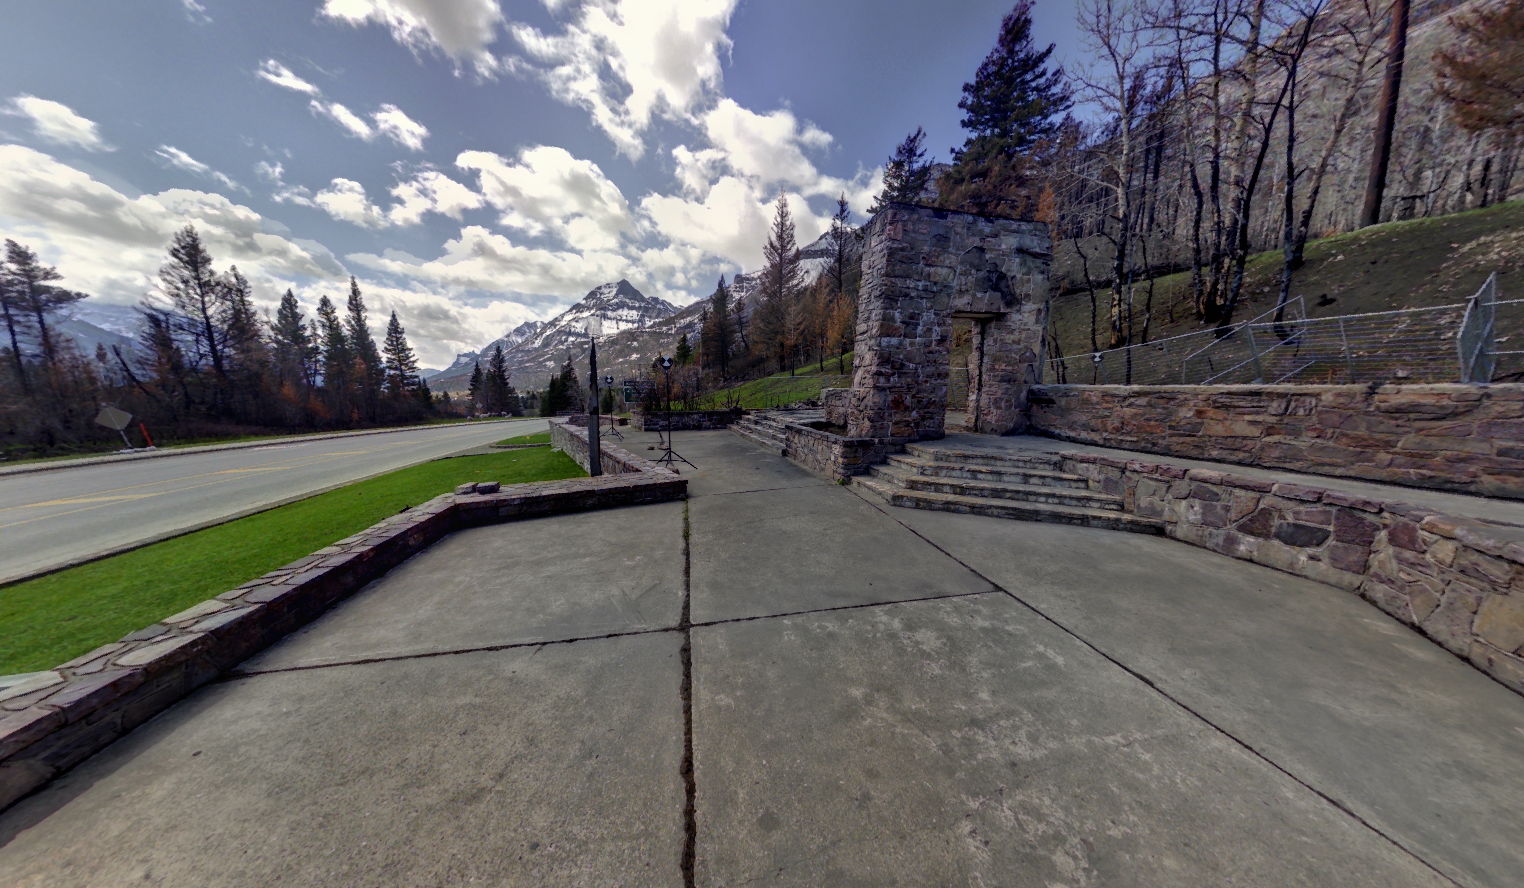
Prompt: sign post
<box><xmin>94</xmin><ymin>405</ymin><xmax>136</xmax><ymax>451</ymax></box>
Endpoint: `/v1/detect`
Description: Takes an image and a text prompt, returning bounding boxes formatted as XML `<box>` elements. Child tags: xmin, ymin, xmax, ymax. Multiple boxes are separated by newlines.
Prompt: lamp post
<box><xmin>587</xmin><ymin>337</ymin><xmax>602</xmax><ymax>477</ymax></box>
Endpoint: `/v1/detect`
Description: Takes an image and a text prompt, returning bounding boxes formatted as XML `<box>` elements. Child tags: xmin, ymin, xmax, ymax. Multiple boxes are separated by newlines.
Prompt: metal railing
<box><xmin>1046</xmin><ymin>276</ymin><xmax>1521</xmax><ymax>386</ymax></box>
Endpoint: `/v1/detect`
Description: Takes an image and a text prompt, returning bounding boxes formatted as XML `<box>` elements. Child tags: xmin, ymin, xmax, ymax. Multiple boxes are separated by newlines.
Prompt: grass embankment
<box><xmin>1050</xmin><ymin>199</ymin><xmax>1524</xmax><ymax>368</ymax></box>
<box><xmin>696</xmin><ymin>354</ymin><xmax>855</xmax><ymax>409</ymax></box>
<box><xmin>494</xmin><ymin>431</ymin><xmax>551</xmax><ymax>446</ymax></box>
<box><xmin>0</xmin><ymin>447</ymin><xmax>585</xmax><ymax>675</ymax></box>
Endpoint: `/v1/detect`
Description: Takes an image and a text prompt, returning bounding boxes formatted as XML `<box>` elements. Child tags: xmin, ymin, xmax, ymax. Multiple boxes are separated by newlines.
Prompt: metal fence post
<box><xmin>1338</xmin><ymin>318</ymin><xmax>1354</xmax><ymax>382</ymax></box>
<box><xmin>1244</xmin><ymin>323</ymin><xmax>1266</xmax><ymax>383</ymax></box>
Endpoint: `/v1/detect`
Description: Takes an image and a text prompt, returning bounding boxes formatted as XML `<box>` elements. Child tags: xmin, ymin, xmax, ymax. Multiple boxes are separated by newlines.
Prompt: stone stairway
<box><xmin>729</xmin><ymin>412</ymin><xmax>793</xmax><ymax>455</ymax></box>
<box><xmin>855</xmin><ymin>443</ymin><xmax>1164</xmax><ymax>534</ymax></box>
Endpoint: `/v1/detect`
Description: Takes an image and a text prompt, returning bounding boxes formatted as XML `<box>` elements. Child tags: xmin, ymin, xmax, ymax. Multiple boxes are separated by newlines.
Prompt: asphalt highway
<box><xmin>0</xmin><ymin>419</ymin><xmax>547</xmax><ymax>585</ymax></box>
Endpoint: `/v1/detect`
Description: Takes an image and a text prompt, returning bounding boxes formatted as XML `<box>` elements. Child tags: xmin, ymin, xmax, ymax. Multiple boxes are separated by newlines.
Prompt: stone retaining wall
<box><xmin>783</xmin><ymin>423</ymin><xmax>889</xmax><ymax>481</ymax></box>
<box><xmin>630</xmin><ymin>409</ymin><xmax>742</xmax><ymax>431</ymax></box>
<box><xmin>0</xmin><ymin>440</ymin><xmax>685</xmax><ymax>812</ymax></box>
<box><xmin>1056</xmin><ymin>450</ymin><xmax>1524</xmax><ymax>696</ymax></box>
<box><xmin>1029</xmin><ymin>384</ymin><xmax>1524</xmax><ymax>500</ymax></box>
<box><xmin>821</xmin><ymin>388</ymin><xmax>850</xmax><ymax>427</ymax></box>
<box><xmin>550</xmin><ymin>419</ymin><xmax>674</xmax><ymax>475</ymax></box>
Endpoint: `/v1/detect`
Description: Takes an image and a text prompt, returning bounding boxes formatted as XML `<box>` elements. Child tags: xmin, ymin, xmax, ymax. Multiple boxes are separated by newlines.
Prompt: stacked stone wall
<box><xmin>782</xmin><ymin>424</ymin><xmax>889</xmax><ymax>481</ymax></box>
<box><xmin>1058</xmin><ymin>450</ymin><xmax>1524</xmax><ymax>696</ymax></box>
<box><xmin>1031</xmin><ymin>384</ymin><xmax>1524</xmax><ymax>500</ymax></box>
<box><xmin>630</xmin><ymin>409</ymin><xmax>742</xmax><ymax>431</ymax></box>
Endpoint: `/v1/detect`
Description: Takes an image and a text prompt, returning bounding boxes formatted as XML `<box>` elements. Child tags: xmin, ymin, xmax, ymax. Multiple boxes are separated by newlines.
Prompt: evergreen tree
<box><xmin>938</xmin><ymin>1</ymin><xmax>1070</xmax><ymax>217</ymax></box>
<box><xmin>222</xmin><ymin>266</ymin><xmax>268</xmax><ymax>415</ymax></box>
<box><xmin>557</xmin><ymin>352</ymin><xmax>582</xmax><ymax>412</ymax></box>
<box><xmin>316</xmin><ymin>295</ymin><xmax>352</xmax><ymax>415</ymax></box>
<box><xmin>484</xmin><ymin>343</ymin><xmax>511</xmax><ymax>413</ymax></box>
<box><xmin>700</xmin><ymin>276</ymin><xmax>733</xmax><ymax>378</ymax></box>
<box><xmin>955</xmin><ymin>1</ymin><xmax>1070</xmax><ymax>156</ymax></box>
<box><xmin>869</xmin><ymin>128</ymin><xmax>934</xmax><ymax>213</ymax></box>
<box><xmin>755</xmin><ymin>195</ymin><xmax>805</xmax><ymax>370</ymax></box>
<box><xmin>674</xmin><ymin>332</ymin><xmax>692</xmax><ymax>365</ymax></box>
<box><xmin>159</xmin><ymin>226</ymin><xmax>230</xmax><ymax>402</ymax></box>
<box><xmin>271</xmin><ymin>289</ymin><xmax>314</xmax><ymax>391</ymax></box>
<box><xmin>345</xmin><ymin>277</ymin><xmax>383</xmax><ymax>419</ymax></box>
<box><xmin>468</xmin><ymin>361</ymin><xmax>484</xmax><ymax>413</ymax></box>
<box><xmin>382</xmin><ymin>310</ymin><xmax>420</xmax><ymax>400</ymax></box>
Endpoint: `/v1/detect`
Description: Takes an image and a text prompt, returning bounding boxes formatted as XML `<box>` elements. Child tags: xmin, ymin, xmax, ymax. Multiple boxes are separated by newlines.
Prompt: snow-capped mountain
<box><xmin>432</xmin><ymin>280</ymin><xmax>680</xmax><ymax>392</ymax></box>
<box><xmin>423</xmin><ymin>351</ymin><xmax>479</xmax><ymax>381</ymax></box>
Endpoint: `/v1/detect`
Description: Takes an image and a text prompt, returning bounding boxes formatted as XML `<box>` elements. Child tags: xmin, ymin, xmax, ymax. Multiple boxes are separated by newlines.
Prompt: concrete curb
<box><xmin>0</xmin><ymin>436</ymin><xmax>685</xmax><ymax>812</ymax></box>
<box><xmin>0</xmin><ymin>418</ymin><xmax>538</xmax><ymax>478</ymax></box>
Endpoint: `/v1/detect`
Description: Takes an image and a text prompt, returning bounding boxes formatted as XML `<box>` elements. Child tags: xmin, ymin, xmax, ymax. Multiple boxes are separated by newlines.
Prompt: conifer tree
<box><xmin>316</xmin><ymin>295</ymin><xmax>352</xmax><ymax>413</ymax></box>
<box><xmin>675</xmin><ymin>333</ymin><xmax>692</xmax><ymax>365</ymax></box>
<box><xmin>484</xmin><ymin>343</ymin><xmax>511</xmax><ymax>413</ymax></box>
<box><xmin>159</xmin><ymin>226</ymin><xmax>230</xmax><ymax>402</ymax></box>
<box><xmin>382</xmin><ymin>310</ymin><xmax>420</xmax><ymax>399</ymax></box>
<box><xmin>869</xmin><ymin>128</ymin><xmax>934</xmax><ymax>213</ymax></box>
<box><xmin>345</xmin><ymin>277</ymin><xmax>383</xmax><ymax>418</ymax></box>
<box><xmin>755</xmin><ymin>195</ymin><xmax>805</xmax><ymax>370</ymax></box>
<box><xmin>468</xmin><ymin>362</ymin><xmax>484</xmax><ymax>412</ymax></box>
<box><xmin>701</xmin><ymin>276</ymin><xmax>733</xmax><ymax>378</ymax></box>
<box><xmin>271</xmin><ymin>290</ymin><xmax>314</xmax><ymax>391</ymax></box>
<box><xmin>956</xmin><ymin>1</ymin><xmax>1070</xmax><ymax>156</ymax></box>
<box><xmin>557</xmin><ymin>352</ymin><xmax>582</xmax><ymax>412</ymax></box>
<box><xmin>222</xmin><ymin>266</ymin><xmax>267</xmax><ymax>413</ymax></box>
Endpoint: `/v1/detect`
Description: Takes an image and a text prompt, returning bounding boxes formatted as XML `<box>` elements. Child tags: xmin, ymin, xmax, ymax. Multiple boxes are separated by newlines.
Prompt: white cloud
<box><xmin>315</xmin><ymin>178</ymin><xmax>390</xmax><ymax>228</ymax></box>
<box><xmin>389</xmin><ymin>170</ymin><xmax>483</xmax><ymax>224</ymax></box>
<box><xmin>0</xmin><ymin>144</ymin><xmax>345</xmax><ymax>306</ymax></box>
<box><xmin>255</xmin><ymin>160</ymin><xmax>317</xmax><ymax>207</ymax></box>
<box><xmin>155</xmin><ymin>145</ymin><xmax>248</xmax><ymax>194</ymax></box>
<box><xmin>321</xmin><ymin>0</ymin><xmax>505</xmax><ymax>78</ymax></box>
<box><xmin>350</xmin><ymin>224</ymin><xmax>628</xmax><ymax>298</ymax></box>
<box><xmin>374</xmin><ymin>104</ymin><xmax>429</xmax><ymax>151</ymax></box>
<box><xmin>457</xmin><ymin>146</ymin><xmax>630</xmax><ymax>250</ymax></box>
<box><xmin>182</xmin><ymin>0</ymin><xmax>212</xmax><ymax>22</ymax></box>
<box><xmin>4</xmin><ymin>95</ymin><xmax>111</xmax><ymax>151</ymax></box>
<box><xmin>509</xmin><ymin>0</ymin><xmax>737</xmax><ymax>157</ymax></box>
<box><xmin>309</xmin><ymin>100</ymin><xmax>374</xmax><ymax>139</ymax></box>
<box><xmin>256</xmin><ymin>60</ymin><xmax>321</xmax><ymax>96</ymax></box>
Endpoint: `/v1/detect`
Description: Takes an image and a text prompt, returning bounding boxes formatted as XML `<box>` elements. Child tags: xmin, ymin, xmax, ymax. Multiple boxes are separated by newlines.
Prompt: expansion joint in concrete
<box><xmin>844</xmin><ymin>485</ymin><xmax>1466</xmax><ymax>888</ymax></box>
<box><xmin>679</xmin><ymin>501</ymin><xmax>697</xmax><ymax>888</ymax></box>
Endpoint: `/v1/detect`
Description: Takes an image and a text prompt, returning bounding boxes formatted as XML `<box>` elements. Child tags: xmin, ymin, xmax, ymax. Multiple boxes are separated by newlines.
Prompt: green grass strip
<box><xmin>495</xmin><ymin>431</ymin><xmax>552</xmax><ymax>446</ymax></box>
<box><xmin>0</xmin><ymin>447</ymin><xmax>585</xmax><ymax>675</ymax></box>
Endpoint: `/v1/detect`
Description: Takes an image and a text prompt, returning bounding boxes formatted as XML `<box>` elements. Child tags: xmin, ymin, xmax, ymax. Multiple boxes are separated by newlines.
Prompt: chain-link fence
<box><xmin>1045</xmin><ymin>275</ymin><xmax>1522</xmax><ymax>386</ymax></box>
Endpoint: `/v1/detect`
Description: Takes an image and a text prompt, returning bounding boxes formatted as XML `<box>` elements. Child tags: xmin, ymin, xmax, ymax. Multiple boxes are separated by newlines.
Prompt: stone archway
<box><xmin>845</xmin><ymin>203</ymin><xmax>1051</xmax><ymax>444</ymax></box>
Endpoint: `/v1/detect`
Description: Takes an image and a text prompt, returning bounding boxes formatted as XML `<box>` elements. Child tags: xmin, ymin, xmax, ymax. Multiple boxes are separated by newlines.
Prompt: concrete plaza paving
<box><xmin>1</xmin><ymin>429</ymin><xmax>1521</xmax><ymax>886</ymax></box>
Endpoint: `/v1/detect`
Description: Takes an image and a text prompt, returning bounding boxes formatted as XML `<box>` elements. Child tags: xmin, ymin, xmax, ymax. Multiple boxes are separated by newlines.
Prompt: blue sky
<box><xmin>0</xmin><ymin>0</ymin><xmax>1080</xmax><ymax>366</ymax></box>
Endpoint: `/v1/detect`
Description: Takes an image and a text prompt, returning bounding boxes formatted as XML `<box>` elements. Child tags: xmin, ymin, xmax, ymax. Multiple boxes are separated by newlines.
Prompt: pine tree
<box><xmin>701</xmin><ymin>276</ymin><xmax>733</xmax><ymax>378</ymax></box>
<box><xmin>558</xmin><ymin>353</ymin><xmax>582</xmax><ymax>412</ymax></box>
<box><xmin>345</xmin><ymin>277</ymin><xmax>383</xmax><ymax>419</ymax></box>
<box><xmin>468</xmin><ymin>362</ymin><xmax>484</xmax><ymax>413</ymax></box>
<box><xmin>382</xmin><ymin>310</ymin><xmax>420</xmax><ymax>399</ymax></box>
<box><xmin>869</xmin><ymin>128</ymin><xmax>934</xmax><ymax>213</ymax></box>
<box><xmin>484</xmin><ymin>343</ymin><xmax>510</xmax><ymax>413</ymax></box>
<box><xmin>316</xmin><ymin>295</ymin><xmax>352</xmax><ymax>415</ymax></box>
<box><xmin>222</xmin><ymin>266</ymin><xmax>267</xmax><ymax>416</ymax></box>
<box><xmin>271</xmin><ymin>290</ymin><xmax>313</xmax><ymax>391</ymax></box>
<box><xmin>159</xmin><ymin>226</ymin><xmax>230</xmax><ymax>402</ymax></box>
<box><xmin>755</xmin><ymin>195</ymin><xmax>805</xmax><ymax>370</ymax></box>
<box><xmin>0</xmin><ymin>241</ymin><xmax>39</xmax><ymax>395</ymax></box>
<box><xmin>955</xmin><ymin>1</ymin><xmax>1070</xmax><ymax>156</ymax></box>
<box><xmin>675</xmin><ymin>333</ymin><xmax>692</xmax><ymax>365</ymax></box>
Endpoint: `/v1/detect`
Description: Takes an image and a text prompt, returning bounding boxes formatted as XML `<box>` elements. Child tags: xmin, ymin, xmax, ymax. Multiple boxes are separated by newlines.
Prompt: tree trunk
<box><xmin>1359</xmin><ymin>0</ymin><xmax>1409</xmax><ymax>227</ymax></box>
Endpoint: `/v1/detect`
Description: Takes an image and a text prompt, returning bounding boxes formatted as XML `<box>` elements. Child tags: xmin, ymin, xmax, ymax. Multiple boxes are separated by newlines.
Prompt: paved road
<box><xmin>3</xmin><ymin>429</ymin><xmax>1520</xmax><ymax>885</ymax></box>
<box><xmin>0</xmin><ymin>419</ymin><xmax>546</xmax><ymax>584</ymax></box>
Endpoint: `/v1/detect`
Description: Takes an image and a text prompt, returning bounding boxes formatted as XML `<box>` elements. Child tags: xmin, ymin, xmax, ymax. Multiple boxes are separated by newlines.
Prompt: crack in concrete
<box><xmin>680</xmin><ymin>500</ymin><xmax>697</xmax><ymax>888</ymax></box>
<box><xmin>843</xmin><ymin>483</ymin><xmax>1467</xmax><ymax>888</ymax></box>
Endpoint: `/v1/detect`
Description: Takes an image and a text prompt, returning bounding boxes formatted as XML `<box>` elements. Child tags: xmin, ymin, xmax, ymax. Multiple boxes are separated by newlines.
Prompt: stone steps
<box><xmin>869</xmin><ymin>466</ymin><xmax>1124</xmax><ymax>511</ymax></box>
<box><xmin>903</xmin><ymin>443</ymin><xmax>1065</xmax><ymax>471</ymax></box>
<box><xmin>730</xmin><ymin>415</ymin><xmax>789</xmax><ymax>455</ymax></box>
<box><xmin>856</xmin><ymin>475</ymin><xmax>1163</xmax><ymax>533</ymax></box>
<box><xmin>884</xmin><ymin>454</ymin><xmax>1090</xmax><ymax>489</ymax></box>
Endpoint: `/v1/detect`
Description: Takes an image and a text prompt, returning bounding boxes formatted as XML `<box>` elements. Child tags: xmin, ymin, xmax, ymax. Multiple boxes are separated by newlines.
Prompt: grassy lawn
<box><xmin>0</xmin><ymin>446</ymin><xmax>584</xmax><ymax>675</ymax></box>
<box><xmin>696</xmin><ymin>354</ymin><xmax>854</xmax><ymax>410</ymax></box>
<box><xmin>495</xmin><ymin>431</ymin><xmax>551</xmax><ymax>446</ymax></box>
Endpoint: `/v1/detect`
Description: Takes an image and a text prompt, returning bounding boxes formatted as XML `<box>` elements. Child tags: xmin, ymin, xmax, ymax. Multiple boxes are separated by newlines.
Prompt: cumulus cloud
<box><xmin>389</xmin><ymin>169</ymin><xmax>483</xmax><ymax>224</ymax></box>
<box><xmin>4</xmin><ymin>95</ymin><xmax>112</xmax><ymax>151</ymax></box>
<box><xmin>350</xmin><ymin>225</ymin><xmax>628</xmax><ymax>298</ymax></box>
<box><xmin>457</xmin><ymin>146</ymin><xmax>630</xmax><ymax>250</ymax></box>
<box><xmin>0</xmin><ymin>144</ymin><xmax>345</xmax><ymax>305</ymax></box>
<box><xmin>255</xmin><ymin>160</ymin><xmax>317</xmax><ymax>207</ymax></box>
<box><xmin>321</xmin><ymin>0</ymin><xmax>505</xmax><ymax>78</ymax></box>
<box><xmin>509</xmin><ymin>0</ymin><xmax>737</xmax><ymax>157</ymax></box>
<box><xmin>155</xmin><ymin>145</ymin><xmax>248</xmax><ymax>194</ymax></box>
<box><xmin>314</xmin><ymin>178</ymin><xmax>390</xmax><ymax>228</ymax></box>
<box><xmin>256</xmin><ymin>60</ymin><xmax>321</xmax><ymax>96</ymax></box>
<box><xmin>374</xmin><ymin>103</ymin><xmax>429</xmax><ymax>151</ymax></box>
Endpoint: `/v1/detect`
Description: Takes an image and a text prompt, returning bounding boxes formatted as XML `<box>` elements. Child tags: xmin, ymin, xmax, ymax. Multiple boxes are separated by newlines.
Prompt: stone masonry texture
<box><xmin>0</xmin><ymin>430</ymin><xmax>684</xmax><ymax>812</ymax></box>
<box><xmin>1029</xmin><ymin>383</ymin><xmax>1524</xmax><ymax>500</ymax></box>
<box><xmin>847</xmin><ymin>203</ymin><xmax>1051</xmax><ymax>443</ymax></box>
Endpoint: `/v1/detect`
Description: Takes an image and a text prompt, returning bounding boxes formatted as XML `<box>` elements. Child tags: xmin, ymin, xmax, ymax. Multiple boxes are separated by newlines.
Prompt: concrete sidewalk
<box><xmin>1</xmin><ymin>428</ymin><xmax>1519</xmax><ymax>886</ymax></box>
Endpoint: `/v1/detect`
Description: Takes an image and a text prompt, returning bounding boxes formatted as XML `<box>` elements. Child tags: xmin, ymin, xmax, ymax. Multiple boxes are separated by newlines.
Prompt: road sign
<box><xmin>95</xmin><ymin>406</ymin><xmax>132</xmax><ymax>431</ymax></box>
